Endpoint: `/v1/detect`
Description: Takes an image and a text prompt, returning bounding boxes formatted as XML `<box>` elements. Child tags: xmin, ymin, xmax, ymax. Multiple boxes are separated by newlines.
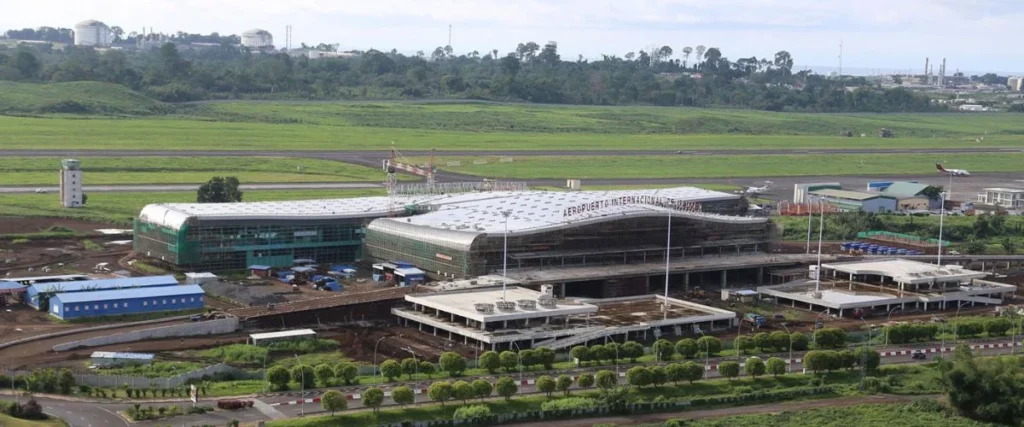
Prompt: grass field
<box><xmin>0</xmin><ymin>157</ymin><xmax>383</xmax><ymax>186</ymax></box>
<box><xmin>0</xmin><ymin>81</ymin><xmax>166</xmax><ymax>116</ymax></box>
<box><xmin>0</xmin><ymin>188</ymin><xmax>386</xmax><ymax>225</ymax></box>
<box><xmin>0</xmin><ymin>412</ymin><xmax>67</xmax><ymax>427</ymax></box>
<box><xmin>423</xmin><ymin>152</ymin><xmax>1024</xmax><ymax>179</ymax></box>
<box><xmin>679</xmin><ymin>402</ymin><xmax>995</xmax><ymax>427</ymax></box>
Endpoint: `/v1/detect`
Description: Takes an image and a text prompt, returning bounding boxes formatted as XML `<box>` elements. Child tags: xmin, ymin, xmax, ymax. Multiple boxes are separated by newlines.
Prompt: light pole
<box><xmin>937</xmin><ymin>188</ymin><xmax>946</xmax><ymax>265</ymax></box>
<box><xmin>858</xmin><ymin>319</ymin><xmax>870</xmax><ymax>391</ymax></box>
<box><xmin>805</xmin><ymin>203</ymin><xmax>813</xmax><ymax>254</ymax></box>
<box><xmin>402</xmin><ymin>346</ymin><xmax>418</xmax><ymax>402</ymax></box>
<box><xmin>294</xmin><ymin>354</ymin><xmax>304</xmax><ymax>417</ymax></box>
<box><xmin>664</xmin><ymin>211</ymin><xmax>672</xmax><ymax>313</ymax></box>
<box><xmin>614</xmin><ymin>343</ymin><xmax>620</xmax><ymax>378</ymax></box>
<box><xmin>815</xmin><ymin>198</ymin><xmax>825</xmax><ymax>293</ymax></box>
<box><xmin>884</xmin><ymin>307</ymin><xmax>901</xmax><ymax>346</ymax></box>
<box><xmin>510</xmin><ymin>341</ymin><xmax>524</xmax><ymax>387</ymax></box>
<box><xmin>261</xmin><ymin>341</ymin><xmax>278</xmax><ymax>393</ymax></box>
<box><xmin>1013</xmin><ymin>314</ymin><xmax>1023</xmax><ymax>356</ymax></box>
<box><xmin>952</xmin><ymin>301</ymin><xmax>972</xmax><ymax>343</ymax></box>
<box><xmin>501</xmin><ymin>209</ymin><xmax>512</xmax><ymax>301</ymax></box>
<box><xmin>780</xmin><ymin>322</ymin><xmax>793</xmax><ymax>373</ymax></box>
<box><xmin>373</xmin><ymin>336</ymin><xmax>388</xmax><ymax>382</ymax></box>
<box><xmin>696</xmin><ymin>329</ymin><xmax>709</xmax><ymax>379</ymax></box>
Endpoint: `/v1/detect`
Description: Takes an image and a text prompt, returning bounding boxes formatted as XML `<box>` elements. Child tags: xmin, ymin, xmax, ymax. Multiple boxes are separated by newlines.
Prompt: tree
<box><xmin>735</xmin><ymin>336</ymin><xmax>755</xmax><ymax>355</ymax></box>
<box><xmin>363</xmin><ymin>387</ymin><xmax>384</xmax><ymax>413</ymax></box>
<box><xmin>769</xmin><ymin>331</ymin><xmax>791</xmax><ymax>351</ymax></box>
<box><xmin>577</xmin><ymin>373</ymin><xmax>595</xmax><ymax>389</ymax></box>
<box><xmin>682</xmin><ymin>361</ymin><xmax>705</xmax><ymax>384</ymax></box>
<box><xmin>855</xmin><ymin>347</ymin><xmax>881</xmax><ymax>371</ymax></box>
<box><xmin>266</xmin><ymin>366</ymin><xmax>290</xmax><ymax>391</ymax></box>
<box><xmin>479</xmin><ymin>351</ymin><xmax>500</xmax><ymax>374</ymax></box>
<box><xmin>813</xmin><ymin>328</ymin><xmax>847</xmax><ymax>348</ymax></box>
<box><xmin>595</xmin><ymin>370</ymin><xmax>617</xmax><ymax>391</ymax></box>
<box><xmin>519</xmin><ymin>349</ymin><xmax>537</xmax><ymax>370</ymax></box>
<box><xmin>538</xmin><ymin>41</ymin><xmax>560</xmax><ymax>65</ymax></box>
<box><xmin>986</xmin><ymin>317</ymin><xmax>1013</xmax><ymax>336</ymax></box>
<box><xmin>666</xmin><ymin>363</ymin><xmax>684</xmax><ymax>385</ymax></box>
<box><xmin>650</xmin><ymin>366</ymin><xmax>667</xmax><ymax>388</ymax></box>
<box><xmin>773</xmin><ymin>50</ymin><xmax>794</xmax><ymax>73</ymax></box>
<box><xmin>81</xmin><ymin>193</ymin><xmax>88</xmax><ymax>206</ymax></box>
<box><xmin>452</xmin><ymin>380</ymin><xmax>474</xmax><ymax>404</ymax></box>
<box><xmin>682</xmin><ymin>46</ymin><xmax>693</xmax><ymax>68</ymax></box>
<box><xmin>920</xmin><ymin>185</ymin><xmax>943</xmax><ymax>201</ymax></box>
<box><xmin>439</xmin><ymin>352</ymin><xmax>467</xmax><ymax>377</ymax></box>
<box><xmin>803</xmin><ymin>350</ymin><xmax>832</xmax><ymax>374</ymax></box>
<box><xmin>589</xmin><ymin>344</ymin><xmax>610</xmax><ymax>364</ymax></box>
<box><xmin>718</xmin><ymin>361</ymin><xmax>740</xmax><ymax>380</ymax></box>
<box><xmin>196</xmin><ymin>176</ymin><xmax>243</xmax><ymax>203</ymax></box>
<box><xmin>334</xmin><ymin>363</ymin><xmax>358</xmax><ymax>385</ymax></box>
<box><xmin>500</xmin><ymin>351</ymin><xmax>519</xmax><ymax>372</ymax></box>
<box><xmin>495</xmin><ymin>377</ymin><xmax>518</xmax><ymax>401</ymax></box>
<box><xmin>535</xmin><ymin>347</ymin><xmax>556</xmax><ymax>369</ymax></box>
<box><xmin>57</xmin><ymin>368</ymin><xmax>75</xmax><ymax>394</ymax></box>
<box><xmin>695</xmin><ymin>45</ymin><xmax>706</xmax><ymax>68</ymax></box>
<box><xmin>427</xmin><ymin>381</ymin><xmax>452</xmax><ymax>406</ymax></box>
<box><xmin>790</xmin><ymin>332</ymin><xmax>809</xmax><ymax>351</ymax></box>
<box><xmin>653</xmin><ymin>339</ymin><xmax>675</xmax><ymax>361</ymax></box>
<box><xmin>401</xmin><ymin>358</ymin><xmax>418</xmax><ymax>380</ymax></box>
<box><xmin>621</xmin><ymin>341</ymin><xmax>644</xmax><ymax>362</ymax></box>
<box><xmin>753</xmin><ymin>332</ymin><xmax>772</xmax><ymax>351</ymax></box>
<box><xmin>766</xmin><ymin>357</ymin><xmax>787</xmax><ymax>377</ymax></box>
<box><xmin>570</xmin><ymin>346</ymin><xmax>590</xmax><ymax>366</ymax></box>
<box><xmin>290</xmin><ymin>364</ymin><xmax>314</xmax><ymax>388</ymax></box>
<box><xmin>604</xmin><ymin>342</ymin><xmax>621</xmax><ymax>363</ymax></box>
<box><xmin>697</xmin><ymin>336</ymin><xmax>722</xmax><ymax>355</ymax></box>
<box><xmin>379</xmin><ymin>359</ymin><xmax>401</xmax><ymax>381</ymax></box>
<box><xmin>471</xmin><ymin>379</ymin><xmax>492</xmax><ymax>400</ymax></box>
<box><xmin>745</xmin><ymin>357</ymin><xmax>766</xmax><ymax>378</ymax></box>
<box><xmin>314</xmin><ymin>364</ymin><xmax>335</xmax><ymax>387</ymax></box>
<box><xmin>536</xmin><ymin>375</ymin><xmax>556</xmax><ymax>397</ymax></box>
<box><xmin>838</xmin><ymin>350</ymin><xmax>857</xmax><ymax>371</ymax></box>
<box><xmin>675</xmin><ymin>338</ymin><xmax>698</xmax><ymax>358</ymax></box>
<box><xmin>556</xmin><ymin>374</ymin><xmax>573</xmax><ymax>396</ymax></box>
<box><xmin>963</xmin><ymin>239</ymin><xmax>987</xmax><ymax>255</ymax></box>
<box><xmin>626</xmin><ymin>366</ymin><xmax>652</xmax><ymax>388</ymax></box>
<box><xmin>1001</xmin><ymin>238</ymin><xmax>1018</xmax><ymax>255</ymax></box>
<box><xmin>419</xmin><ymin>361</ymin><xmax>436</xmax><ymax>379</ymax></box>
<box><xmin>320</xmin><ymin>390</ymin><xmax>346</xmax><ymax>415</ymax></box>
<box><xmin>392</xmin><ymin>385</ymin><xmax>414</xmax><ymax>406</ymax></box>
<box><xmin>13</xmin><ymin>50</ymin><xmax>41</xmax><ymax>79</ymax></box>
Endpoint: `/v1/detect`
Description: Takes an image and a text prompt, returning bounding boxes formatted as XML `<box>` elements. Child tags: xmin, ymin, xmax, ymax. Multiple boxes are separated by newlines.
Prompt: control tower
<box><xmin>60</xmin><ymin>159</ymin><xmax>83</xmax><ymax>208</ymax></box>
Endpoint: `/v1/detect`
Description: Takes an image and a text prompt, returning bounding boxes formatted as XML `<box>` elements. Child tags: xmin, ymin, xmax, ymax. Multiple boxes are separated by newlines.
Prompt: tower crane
<box><xmin>383</xmin><ymin>143</ymin><xmax>436</xmax><ymax>194</ymax></box>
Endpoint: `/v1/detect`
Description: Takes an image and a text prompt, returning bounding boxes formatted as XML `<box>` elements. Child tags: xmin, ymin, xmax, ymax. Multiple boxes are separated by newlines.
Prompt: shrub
<box><xmin>453</xmin><ymin>404</ymin><xmax>492</xmax><ymax>420</ymax></box>
<box><xmin>216</xmin><ymin>400</ymin><xmax>254</xmax><ymax>410</ymax></box>
<box><xmin>540</xmin><ymin>397</ymin><xmax>602</xmax><ymax>411</ymax></box>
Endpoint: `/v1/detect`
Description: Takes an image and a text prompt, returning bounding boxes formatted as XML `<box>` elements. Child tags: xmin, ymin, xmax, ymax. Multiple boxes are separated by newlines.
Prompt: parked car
<box><xmin>34</xmin><ymin>189</ymin><xmax>47</xmax><ymax>194</ymax></box>
<box><xmin>912</xmin><ymin>351</ymin><xmax>927</xmax><ymax>360</ymax></box>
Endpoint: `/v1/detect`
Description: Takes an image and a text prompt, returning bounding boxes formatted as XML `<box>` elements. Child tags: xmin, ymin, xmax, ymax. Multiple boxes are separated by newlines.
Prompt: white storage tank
<box><xmin>241</xmin><ymin>29</ymin><xmax>274</xmax><ymax>49</ymax></box>
<box><xmin>74</xmin><ymin>20</ymin><xmax>112</xmax><ymax>47</ymax></box>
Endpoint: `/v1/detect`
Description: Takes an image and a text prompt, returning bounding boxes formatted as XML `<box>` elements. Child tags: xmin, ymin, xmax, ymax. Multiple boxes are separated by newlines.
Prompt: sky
<box><xmin>4</xmin><ymin>0</ymin><xmax>1024</xmax><ymax>74</ymax></box>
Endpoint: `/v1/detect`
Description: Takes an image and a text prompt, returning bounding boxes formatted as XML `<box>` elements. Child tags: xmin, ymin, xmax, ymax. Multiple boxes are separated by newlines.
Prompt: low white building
<box><xmin>249</xmin><ymin>329</ymin><xmax>317</xmax><ymax>345</ymax></box>
<box><xmin>90</xmin><ymin>352</ymin><xmax>154</xmax><ymax>367</ymax></box>
<box><xmin>977</xmin><ymin>188</ymin><xmax>1024</xmax><ymax>209</ymax></box>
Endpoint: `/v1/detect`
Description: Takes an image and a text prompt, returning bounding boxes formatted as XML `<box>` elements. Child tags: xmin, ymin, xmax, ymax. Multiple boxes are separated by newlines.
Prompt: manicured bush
<box><xmin>540</xmin><ymin>397</ymin><xmax>602</xmax><ymax>411</ymax></box>
<box><xmin>453</xmin><ymin>404</ymin><xmax>492</xmax><ymax>420</ymax></box>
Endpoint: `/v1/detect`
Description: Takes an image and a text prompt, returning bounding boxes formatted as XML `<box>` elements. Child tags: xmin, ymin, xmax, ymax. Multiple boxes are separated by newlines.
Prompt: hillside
<box><xmin>0</xmin><ymin>81</ymin><xmax>168</xmax><ymax>115</ymax></box>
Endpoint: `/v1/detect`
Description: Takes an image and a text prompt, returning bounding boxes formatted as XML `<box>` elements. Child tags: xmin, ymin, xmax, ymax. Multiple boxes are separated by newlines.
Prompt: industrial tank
<box><xmin>241</xmin><ymin>29</ymin><xmax>273</xmax><ymax>49</ymax></box>
<box><xmin>74</xmin><ymin>20</ymin><xmax>112</xmax><ymax>47</ymax></box>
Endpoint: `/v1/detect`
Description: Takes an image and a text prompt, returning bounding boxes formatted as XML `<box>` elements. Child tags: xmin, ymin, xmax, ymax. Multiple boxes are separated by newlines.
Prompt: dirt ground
<box><xmin>0</xmin><ymin>235</ymin><xmax>132</xmax><ymax>277</ymax></box>
<box><xmin>0</xmin><ymin>217</ymin><xmax>121</xmax><ymax>235</ymax></box>
<box><xmin>0</xmin><ymin>305</ymin><xmax>84</xmax><ymax>344</ymax></box>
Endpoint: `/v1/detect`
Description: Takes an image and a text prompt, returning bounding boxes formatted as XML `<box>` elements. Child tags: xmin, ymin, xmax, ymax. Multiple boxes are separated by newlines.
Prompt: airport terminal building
<box><xmin>135</xmin><ymin>188</ymin><xmax>771</xmax><ymax>276</ymax></box>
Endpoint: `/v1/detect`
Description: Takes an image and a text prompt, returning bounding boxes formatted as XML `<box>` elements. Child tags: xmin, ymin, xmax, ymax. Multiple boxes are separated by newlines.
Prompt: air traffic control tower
<box><xmin>60</xmin><ymin>159</ymin><xmax>82</xmax><ymax>208</ymax></box>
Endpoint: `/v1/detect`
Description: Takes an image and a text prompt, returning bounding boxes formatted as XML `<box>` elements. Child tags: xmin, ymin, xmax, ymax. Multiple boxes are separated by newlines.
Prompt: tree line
<box><xmin>0</xmin><ymin>38</ymin><xmax>940</xmax><ymax>112</ymax></box>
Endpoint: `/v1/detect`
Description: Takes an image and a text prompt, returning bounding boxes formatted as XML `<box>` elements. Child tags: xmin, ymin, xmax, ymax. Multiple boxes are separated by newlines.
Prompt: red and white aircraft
<box><xmin>936</xmin><ymin>163</ymin><xmax>970</xmax><ymax>177</ymax></box>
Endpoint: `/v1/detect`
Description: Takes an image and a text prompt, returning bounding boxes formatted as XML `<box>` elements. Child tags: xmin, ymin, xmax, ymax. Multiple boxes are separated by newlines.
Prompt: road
<box><xmin>4</xmin><ymin>172</ymin><xmax>1021</xmax><ymax>205</ymax></box>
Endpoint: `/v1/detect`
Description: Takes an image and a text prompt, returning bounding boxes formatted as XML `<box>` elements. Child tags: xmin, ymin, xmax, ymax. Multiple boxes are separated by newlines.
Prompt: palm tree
<box><xmin>682</xmin><ymin>46</ymin><xmax>693</xmax><ymax>68</ymax></box>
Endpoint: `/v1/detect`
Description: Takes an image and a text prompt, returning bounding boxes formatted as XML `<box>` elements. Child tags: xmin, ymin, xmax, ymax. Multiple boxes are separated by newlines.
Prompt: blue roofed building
<box><xmin>26</xmin><ymin>275</ymin><xmax>179</xmax><ymax>310</ymax></box>
<box><xmin>48</xmin><ymin>284</ymin><xmax>205</xmax><ymax>320</ymax></box>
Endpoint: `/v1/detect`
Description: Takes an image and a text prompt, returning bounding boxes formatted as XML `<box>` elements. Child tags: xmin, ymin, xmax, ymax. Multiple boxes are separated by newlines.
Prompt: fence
<box><xmin>71</xmin><ymin>363</ymin><xmax>263</xmax><ymax>389</ymax></box>
<box><xmin>53</xmin><ymin>317</ymin><xmax>239</xmax><ymax>351</ymax></box>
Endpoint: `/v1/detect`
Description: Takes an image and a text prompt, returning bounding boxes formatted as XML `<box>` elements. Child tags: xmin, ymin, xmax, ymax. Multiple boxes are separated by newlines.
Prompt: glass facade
<box><xmin>134</xmin><ymin>218</ymin><xmax>366</xmax><ymax>271</ymax></box>
<box><xmin>365</xmin><ymin>199</ymin><xmax>773</xmax><ymax>278</ymax></box>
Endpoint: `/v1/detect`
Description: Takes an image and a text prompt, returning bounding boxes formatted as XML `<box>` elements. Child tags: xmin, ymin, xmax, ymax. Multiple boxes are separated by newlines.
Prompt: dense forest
<box><xmin>0</xmin><ymin>34</ymin><xmax>939</xmax><ymax>112</ymax></box>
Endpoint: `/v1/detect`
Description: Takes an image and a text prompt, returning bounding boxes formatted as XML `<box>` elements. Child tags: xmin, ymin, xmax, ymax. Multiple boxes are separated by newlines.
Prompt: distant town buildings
<box><xmin>73</xmin><ymin>20</ymin><xmax>111</xmax><ymax>47</ymax></box>
<box><xmin>1008</xmin><ymin>77</ymin><xmax>1024</xmax><ymax>92</ymax></box>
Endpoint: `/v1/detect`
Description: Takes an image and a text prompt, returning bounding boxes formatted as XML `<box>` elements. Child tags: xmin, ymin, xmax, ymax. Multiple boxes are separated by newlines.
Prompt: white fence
<box><xmin>53</xmin><ymin>317</ymin><xmax>239</xmax><ymax>351</ymax></box>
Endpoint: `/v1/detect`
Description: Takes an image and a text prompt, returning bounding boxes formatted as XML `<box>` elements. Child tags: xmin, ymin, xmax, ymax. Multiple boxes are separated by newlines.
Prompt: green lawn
<box><xmin>0</xmin><ymin>157</ymin><xmax>382</xmax><ymax>186</ymax></box>
<box><xmin>679</xmin><ymin>403</ymin><xmax>996</xmax><ymax>427</ymax></box>
<box><xmin>422</xmin><ymin>153</ymin><xmax>1024</xmax><ymax>179</ymax></box>
<box><xmin>0</xmin><ymin>81</ymin><xmax>166</xmax><ymax>115</ymax></box>
<box><xmin>0</xmin><ymin>412</ymin><xmax>68</xmax><ymax>427</ymax></box>
<box><xmin>0</xmin><ymin>188</ymin><xmax>386</xmax><ymax>225</ymax></box>
<box><xmin>94</xmin><ymin>361</ymin><xmax>204</xmax><ymax>378</ymax></box>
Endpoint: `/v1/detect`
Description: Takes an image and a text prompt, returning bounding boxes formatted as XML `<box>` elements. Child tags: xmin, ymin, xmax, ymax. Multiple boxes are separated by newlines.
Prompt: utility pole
<box><xmin>448</xmin><ymin>24</ymin><xmax>452</xmax><ymax>47</ymax></box>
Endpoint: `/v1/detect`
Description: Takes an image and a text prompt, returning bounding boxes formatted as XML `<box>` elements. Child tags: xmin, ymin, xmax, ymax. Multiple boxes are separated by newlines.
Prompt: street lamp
<box><xmin>373</xmin><ymin>336</ymin><xmax>388</xmax><ymax>382</ymax></box>
<box><xmin>779</xmin><ymin>323</ymin><xmax>793</xmax><ymax>373</ymax></box>
<box><xmin>664</xmin><ymin>211</ymin><xmax>672</xmax><ymax>313</ymax></box>
<box><xmin>294</xmin><ymin>354</ymin><xmax>304</xmax><ymax>417</ymax></box>
<box><xmin>884</xmin><ymin>307</ymin><xmax>901</xmax><ymax>346</ymax></box>
<box><xmin>815</xmin><ymin>198</ymin><xmax>825</xmax><ymax>293</ymax></box>
<box><xmin>858</xmin><ymin>319</ymin><xmax>871</xmax><ymax>391</ymax></box>
<box><xmin>510</xmin><ymin>341</ymin><xmax>524</xmax><ymax>387</ymax></box>
<box><xmin>402</xmin><ymin>346</ymin><xmax>418</xmax><ymax>403</ymax></box>
<box><xmin>696</xmin><ymin>329</ymin><xmax>709</xmax><ymax>379</ymax></box>
<box><xmin>952</xmin><ymin>301</ymin><xmax>972</xmax><ymax>343</ymax></box>
<box><xmin>938</xmin><ymin>170</ymin><xmax>953</xmax><ymax>265</ymax></box>
<box><xmin>501</xmin><ymin>209</ymin><xmax>512</xmax><ymax>301</ymax></box>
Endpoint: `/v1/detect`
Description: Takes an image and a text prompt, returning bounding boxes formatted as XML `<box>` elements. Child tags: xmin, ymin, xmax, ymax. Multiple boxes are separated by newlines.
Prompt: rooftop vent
<box><xmin>495</xmin><ymin>300</ymin><xmax>516</xmax><ymax>311</ymax></box>
<box><xmin>474</xmin><ymin>303</ymin><xmax>495</xmax><ymax>313</ymax></box>
<box><xmin>518</xmin><ymin>299</ymin><xmax>537</xmax><ymax>310</ymax></box>
<box><xmin>538</xmin><ymin>296</ymin><xmax>557</xmax><ymax>308</ymax></box>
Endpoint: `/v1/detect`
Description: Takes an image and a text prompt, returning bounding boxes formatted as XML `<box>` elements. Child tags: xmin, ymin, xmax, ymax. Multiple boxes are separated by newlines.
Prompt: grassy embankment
<box><xmin>0</xmin><ymin>189</ymin><xmax>386</xmax><ymax>225</ymax></box>
<box><xmin>0</xmin><ymin>157</ymin><xmax>383</xmax><ymax>186</ymax></box>
<box><xmin>663</xmin><ymin>402</ymin><xmax>998</xmax><ymax>427</ymax></box>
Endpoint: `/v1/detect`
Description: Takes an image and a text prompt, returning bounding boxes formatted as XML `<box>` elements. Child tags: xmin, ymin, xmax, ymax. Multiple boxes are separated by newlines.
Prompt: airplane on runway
<box><xmin>936</xmin><ymin>163</ymin><xmax>970</xmax><ymax>177</ymax></box>
<box><xmin>738</xmin><ymin>181</ymin><xmax>772</xmax><ymax>196</ymax></box>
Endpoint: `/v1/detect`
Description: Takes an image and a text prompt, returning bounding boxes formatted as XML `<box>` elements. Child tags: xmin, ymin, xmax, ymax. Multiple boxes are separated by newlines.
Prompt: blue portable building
<box><xmin>26</xmin><ymin>275</ymin><xmax>179</xmax><ymax>310</ymax></box>
<box><xmin>49</xmin><ymin>285</ymin><xmax>205</xmax><ymax>320</ymax></box>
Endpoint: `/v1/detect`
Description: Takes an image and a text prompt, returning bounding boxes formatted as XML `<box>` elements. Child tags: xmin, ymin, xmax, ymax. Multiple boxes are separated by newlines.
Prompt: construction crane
<box><xmin>383</xmin><ymin>143</ymin><xmax>436</xmax><ymax>194</ymax></box>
